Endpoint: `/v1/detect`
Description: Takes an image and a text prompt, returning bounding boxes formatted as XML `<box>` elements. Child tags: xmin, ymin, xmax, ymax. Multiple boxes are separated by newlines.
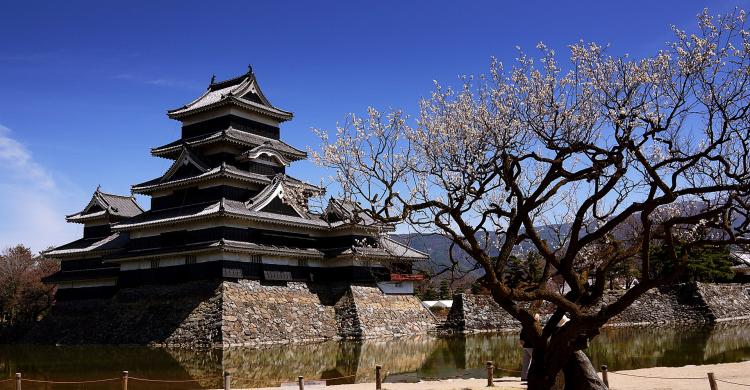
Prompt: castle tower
<box><xmin>38</xmin><ymin>67</ymin><xmax>433</xmax><ymax>346</ymax></box>
<box><xmin>116</xmin><ymin>66</ymin><xmax>426</xmax><ymax>286</ymax></box>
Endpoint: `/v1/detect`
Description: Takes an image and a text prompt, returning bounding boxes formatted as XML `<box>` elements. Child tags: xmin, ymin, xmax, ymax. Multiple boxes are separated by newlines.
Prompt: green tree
<box><xmin>652</xmin><ymin>245</ymin><xmax>734</xmax><ymax>283</ymax></box>
<box><xmin>438</xmin><ymin>280</ymin><xmax>451</xmax><ymax>300</ymax></box>
<box><xmin>498</xmin><ymin>252</ymin><xmax>544</xmax><ymax>288</ymax></box>
<box><xmin>417</xmin><ymin>283</ymin><xmax>438</xmax><ymax>300</ymax></box>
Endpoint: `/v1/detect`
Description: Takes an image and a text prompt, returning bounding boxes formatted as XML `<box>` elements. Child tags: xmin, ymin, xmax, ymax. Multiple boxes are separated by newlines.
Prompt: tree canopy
<box><xmin>0</xmin><ymin>245</ymin><xmax>57</xmax><ymax>340</ymax></box>
<box><xmin>316</xmin><ymin>9</ymin><xmax>750</xmax><ymax>389</ymax></box>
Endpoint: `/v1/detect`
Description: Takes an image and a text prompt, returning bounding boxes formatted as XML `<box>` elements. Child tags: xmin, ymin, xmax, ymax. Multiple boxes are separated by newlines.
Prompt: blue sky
<box><xmin>0</xmin><ymin>0</ymin><xmax>746</xmax><ymax>252</ymax></box>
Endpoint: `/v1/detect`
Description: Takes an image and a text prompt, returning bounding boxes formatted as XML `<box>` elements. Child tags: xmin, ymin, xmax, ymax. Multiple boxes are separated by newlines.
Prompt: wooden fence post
<box><xmin>224</xmin><ymin>371</ymin><xmax>231</xmax><ymax>390</ymax></box>
<box><xmin>600</xmin><ymin>365</ymin><xmax>608</xmax><ymax>388</ymax></box>
<box><xmin>122</xmin><ymin>371</ymin><xmax>128</xmax><ymax>390</ymax></box>
<box><xmin>375</xmin><ymin>365</ymin><xmax>382</xmax><ymax>390</ymax></box>
<box><xmin>486</xmin><ymin>361</ymin><xmax>494</xmax><ymax>387</ymax></box>
<box><xmin>708</xmin><ymin>372</ymin><xmax>718</xmax><ymax>390</ymax></box>
<box><xmin>15</xmin><ymin>373</ymin><xmax>21</xmax><ymax>390</ymax></box>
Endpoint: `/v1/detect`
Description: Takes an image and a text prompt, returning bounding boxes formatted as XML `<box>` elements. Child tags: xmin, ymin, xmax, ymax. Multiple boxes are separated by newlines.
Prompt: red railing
<box><xmin>390</xmin><ymin>273</ymin><xmax>424</xmax><ymax>281</ymax></box>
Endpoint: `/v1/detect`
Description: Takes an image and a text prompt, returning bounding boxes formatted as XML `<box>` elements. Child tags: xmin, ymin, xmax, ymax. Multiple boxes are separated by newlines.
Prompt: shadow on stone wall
<box><xmin>23</xmin><ymin>280</ymin><xmax>436</xmax><ymax>348</ymax></box>
<box><xmin>23</xmin><ymin>281</ymin><xmax>222</xmax><ymax>347</ymax></box>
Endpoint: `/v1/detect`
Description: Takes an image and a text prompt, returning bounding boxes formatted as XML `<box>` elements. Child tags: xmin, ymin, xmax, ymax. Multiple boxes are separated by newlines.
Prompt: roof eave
<box><xmin>167</xmin><ymin>98</ymin><xmax>293</xmax><ymax>122</ymax></box>
<box><xmin>131</xmin><ymin>169</ymin><xmax>269</xmax><ymax>194</ymax></box>
<box><xmin>65</xmin><ymin>214</ymin><xmax>109</xmax><ymax>224</ymax></box>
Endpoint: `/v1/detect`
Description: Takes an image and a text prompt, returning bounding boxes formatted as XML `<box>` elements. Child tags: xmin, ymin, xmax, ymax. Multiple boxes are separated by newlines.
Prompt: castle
<box><xmin>33</xmin><ymin>67</ymin><xmax>435</xmax><ymax>347</ymax></box>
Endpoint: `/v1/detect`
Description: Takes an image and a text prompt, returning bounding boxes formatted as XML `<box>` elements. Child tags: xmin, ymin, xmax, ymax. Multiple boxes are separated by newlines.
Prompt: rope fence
<box><xmin>608</xmin><ymin>371</ymin><xmax>705</xmax><ymax>380</ymax></box>
<box><xmin>3</xmin><ymin>370</ymin><xmax>364</xmax><ymax>390</ymax></box>
<box><xmin>716</xmin><ymin>378</ymin><xmax>750</xmax><ymax>387</ymax></box>
<box><xmin>20</xmin><ymin>378</ymin><xmax>121</xmax><ymax>384</ymax></box>
<box><xmin>599</xmin><ymin>364</ymin><xmax>750</xmax><ymax>389</ymax></box>
<box><xmin>6</xmin><ymin>361</ymin><xmax>750</xmax><ymax>389</ymax></box>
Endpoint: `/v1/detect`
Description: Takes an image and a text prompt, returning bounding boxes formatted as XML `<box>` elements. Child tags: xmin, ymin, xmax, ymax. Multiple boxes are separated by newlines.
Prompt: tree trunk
<box><xmin>526</xmin><ymin>350</ymin><xmax>607</xmax><ymax>390</ymax></box>
<box><xmin>563</xmin><ymin>351</ymin><xmax>607</xmax><ymax>390</ymax></box>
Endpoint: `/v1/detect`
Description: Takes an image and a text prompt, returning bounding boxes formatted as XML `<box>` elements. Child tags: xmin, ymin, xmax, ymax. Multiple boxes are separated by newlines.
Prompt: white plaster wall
<box><xmin>377</xmin><ymin>281</ymin><xmax>414</xmax><ymax>294</ymax></box>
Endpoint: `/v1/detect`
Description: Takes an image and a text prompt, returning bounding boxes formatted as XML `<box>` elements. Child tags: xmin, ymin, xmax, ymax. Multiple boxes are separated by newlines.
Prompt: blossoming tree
<box><xmin>315</xmin><ymin>9</ymin><xmax>750</xmax><ymax>389</ymax></box>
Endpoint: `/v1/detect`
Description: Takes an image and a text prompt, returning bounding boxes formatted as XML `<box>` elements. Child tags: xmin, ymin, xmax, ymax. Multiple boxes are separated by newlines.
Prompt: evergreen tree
<box><xmin>652</xmin><ymin>245</ymin><xmax>734</xmax><ymax>282</ymax></box>
<box><xmin>438</xmin><ymin>280</ymin><xmax>451</xmax><ymax>300</ymax></box>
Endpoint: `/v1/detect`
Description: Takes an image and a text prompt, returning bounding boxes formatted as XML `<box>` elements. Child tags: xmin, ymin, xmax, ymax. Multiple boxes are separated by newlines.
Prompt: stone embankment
<box><xmin>24</xmin><ymin>280</ymin><xmax>436</xmax><ymax>347</ymax></box>
<box><xmin>696</xmin><ymin>282</ymin><xmax>750</xmax><ymax>321</ymax></box>
<box><xmin>444</xmin><ymin>294</ymin><xmax>519</xmax><ymax>332</ymax></box>
<box><xmin>444</xmin><ymin>282</ymin><xmax>750</xmax><ymax>333</ymax></box>
<box><xmin>221</xmin><ymin>281</ymin><xmax>435</xmax><ymax>346</ymax></box>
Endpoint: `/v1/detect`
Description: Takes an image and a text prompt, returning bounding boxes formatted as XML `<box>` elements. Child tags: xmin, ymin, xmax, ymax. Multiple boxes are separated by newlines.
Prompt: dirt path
<box><xmin>247</xmin><ymin>360</ymin><xmax>750</xmax><ymax>389</ymax></box>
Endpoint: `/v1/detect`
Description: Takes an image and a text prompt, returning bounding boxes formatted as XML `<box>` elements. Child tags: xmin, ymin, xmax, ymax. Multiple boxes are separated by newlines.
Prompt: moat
<box><xmin>2</xmin><ymin>323</ymin><xmax>750</xmax><ymax>389</ymax></box>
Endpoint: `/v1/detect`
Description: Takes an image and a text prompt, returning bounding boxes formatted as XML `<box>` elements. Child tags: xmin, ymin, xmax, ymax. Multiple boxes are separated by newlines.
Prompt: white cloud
<box><xmin>0</xmin><ymin>125</ymin><xmax>80</xmax><ymax>253</ymax></box>
<box><xmin>114</xmin><ymin>73</ymin><xmax>200</xmax><ymax>90</ymax></box>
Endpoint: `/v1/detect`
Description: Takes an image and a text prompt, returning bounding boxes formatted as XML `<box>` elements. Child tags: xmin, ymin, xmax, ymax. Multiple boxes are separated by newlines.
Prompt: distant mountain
<box><xmin>391</xmin><ymin>225</ymin><xmax>568</xmax><ymax>277</ymax></box>
<box><xmin>392</xmin><ymin>201</ymin><xmax>747</xmax><ymax>279</ymax></box>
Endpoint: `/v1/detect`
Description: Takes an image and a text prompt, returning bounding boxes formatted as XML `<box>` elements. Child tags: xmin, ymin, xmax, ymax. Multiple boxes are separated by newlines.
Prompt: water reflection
<box><xmin>1</xmin><ymin>323</ymin><xmax>749</xmax><ymax>389</ymax></box>
<box><xmin>588</xmin><ymin>323</ymin><xmax>750</xmax><ymax>370</ymax></box>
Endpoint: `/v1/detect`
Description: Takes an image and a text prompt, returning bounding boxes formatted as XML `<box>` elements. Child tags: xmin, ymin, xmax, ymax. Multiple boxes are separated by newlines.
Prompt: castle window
<box><xmin>298</xmin><ymin>259</ymin><xmax>308</xmax><ymax>267</ymax></box>
<box><xmin>150</xmin><ymin>259</ymin><xmax>160</xmax><ymax>269</ymax></box>
<box><xmin>249</xmin><ymin>255</ymin><xmax>262</xmax><ymax>264</ymax></box>
<box><xmin>185</xmin><ymin>255</ymin><xmax>197</xmax><ymax>265</ymax></box>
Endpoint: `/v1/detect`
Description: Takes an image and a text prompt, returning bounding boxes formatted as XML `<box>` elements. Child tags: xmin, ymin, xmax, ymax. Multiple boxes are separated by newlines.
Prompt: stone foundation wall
<box><xmin>349</xmin><ymin>285</ymin><xmax>436</xmax><ymax>338</ymax></box>
<box><xmin>25</xmin><ymin>280</ymin><xmax>433</xmax><ymax>347</ymax></box>
<box><xmin>444</xmin><ymin>294</ymin><xmax>519</xmax><ymax>332</ymax></box>
<box><xmin>601</xmin><ymin>285</ymin><xmax>710</xmax><ymax>326</ymax></box>
<box><xmin>444</xmin><ymin>283</ymin><xmax>750</xmax><ymax>332</ymax></box>
<box><xmin>24</xmin><ymin>281</ymin><xmax>223</xmax><ymax>347</ymax></box>
<box><xmin>696</xmin><ymin>282</ymin><xmax>750</xmax><ymax>321</ymax></box>
<box><xmin>221</xmin><ymin>280</ymin><xmax>340</xmax><ymax>346</ymax></box>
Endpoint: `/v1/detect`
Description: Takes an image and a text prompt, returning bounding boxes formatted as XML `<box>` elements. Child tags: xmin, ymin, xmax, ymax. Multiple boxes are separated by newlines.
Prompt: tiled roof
<box><xmin>325</xmin><ymin>198</ymin><xmax>377</xmax><ymax>225</ymax></box>
<box><xmin>167</xmin><ymin>70</ymin><xmax>292</xmax><ymax>121</ymax></box>
<box><xmin>325</xmin><ymin>236</ymin><xmax>429</xmax><ymax>261</ymax></box>
<box><xmin>97</xmin><ymin>192</ymin><xmax>143</xmax><ymax>216</ymax></box>
<box><xmin>223</xmin><ymin>198</ymin><xmax>332</xmax><ymax>228</ymax></box>
<box><xmin>104</xmin><ymin>238</ymin><xmax>356</xmax><ymax>263</ymax></box>
<box><xmin>132</xmin><ymin>165</ymin><xmax>320</xmax><ymax>194</ymax></box>
<box><xmin>238</xmin><ymin>143</ymin><xmax>291</xmax><ymax>166</ymax></box>
<box><xmin>245</xmin><ymin>174</ymin><xmax>316</xmax><ymax>217</ymax></box>
<box><xmin>113</xmin><ymin>201</ymin><xmax>221</xmax><ymax>230</ymax></box>
<box><xmin>44</xmin><ymin>233</ymin><xmax>129</xmax><ymax>257</ymax></box>
<box><xmin>66</xmin><ymin>189</ymin><xmax>143</xmax><ymax>223</ymax></box>
<box><xmin>160</xmin><ymin>147</ymin><xmax>211</xmax><ymax>182</ymax></box>
<box><xmin>151</xmin><ymin>128</ymin><xmax>307</xmax><ymax>161</ymax></box>
<box><xmin>220</xmin><ymin>239</ymin><xmax>325</xmax><ymax>259</ymax></box>
<box><xmin>113</xmin><ymin>197</ymin><xmax>342</xmax><ymax>231</ymax></box>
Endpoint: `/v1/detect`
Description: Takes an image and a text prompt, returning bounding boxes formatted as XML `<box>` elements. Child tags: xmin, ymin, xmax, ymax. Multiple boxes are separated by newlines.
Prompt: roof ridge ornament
<box><xmin>247</xmin><ymin>64</ymin><xmax>253</xmax><ymax>75</ymax></box>
<box><xmin>210</xmin><ymin>74</ymin><xmax>216</xmax><ymax>85</ymax></box>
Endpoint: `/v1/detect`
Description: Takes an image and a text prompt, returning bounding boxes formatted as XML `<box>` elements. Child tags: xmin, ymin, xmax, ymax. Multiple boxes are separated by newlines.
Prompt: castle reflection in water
<box><xmin>2</xmin><ymin>323</ymin><xmax>750</xmax><ymax>390</ymax></box>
